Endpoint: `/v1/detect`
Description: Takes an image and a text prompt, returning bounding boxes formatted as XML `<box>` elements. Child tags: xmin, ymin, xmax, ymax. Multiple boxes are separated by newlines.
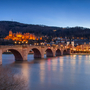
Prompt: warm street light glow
<box><xmin>22</xmin><ymin>41</ymin><xmax>24</xmax><ymax>43</ymax></box>
<box><xmin>14</xmin><ymin>41</ymin><xmax>17</xmax><ymax>44</ymax></box>
<box><xmin>61</xmin><ymin>45</ymin><xmax>63</xmax><ymax>47</ymax></box>
<box><xmin>18</xmin><ymin>42</ymin><xmax>20</xmax><ymax>44</ymax></box>
<box><xmin>26</xmin><ymin>41</ymin><xmax>28</xmax><ymax>44</ymax></box>
<box><xmin>73</xmin><ymin>49</ymin><xmax>76</xmax><ymax>51</ymax></box>
<box><xmin>34</xmin><ymin>43</ymin><xmax>36</xmax><ymax>45</ymax></box>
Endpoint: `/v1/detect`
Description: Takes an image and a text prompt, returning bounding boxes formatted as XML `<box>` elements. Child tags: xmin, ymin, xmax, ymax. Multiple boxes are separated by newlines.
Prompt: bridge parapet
<box><xmin>0</xmin><ymin>45</ymin><xmax>23</xmax><ymax>49</ymax></box>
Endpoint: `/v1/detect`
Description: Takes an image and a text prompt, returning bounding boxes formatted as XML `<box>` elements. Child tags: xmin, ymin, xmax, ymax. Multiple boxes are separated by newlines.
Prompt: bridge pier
<box><xmin>22</xmin><ymin>48</ymin><xmax>28</xmax><ymax>61</ymax></box>
<box><xmin>67</xmin><ymin>49</ymin><xmax>71</xmax><ymax>55</ymax></box>
<box><xmin>0</xmin><ymin>49</ymin><xmax>2</xmax><ymax>65</ymax></box>
<box><xmin>53</xmin><ymin>50</ymin><xmax>56</xmax><ymax>57</ymax></box>
<box><xmin>41</xmin><ymin>54</ymin><xmax>44</xmax><ymax>58</ymax></box>
<box><xmin>61</xmin><ymin>50</ymin><xmax>63</xmax><ymax>56</ymax></box>
<box><xmin>41</xmin><ymin>49</ymin><xmax>44</xmax><ymax>58</ymax></box>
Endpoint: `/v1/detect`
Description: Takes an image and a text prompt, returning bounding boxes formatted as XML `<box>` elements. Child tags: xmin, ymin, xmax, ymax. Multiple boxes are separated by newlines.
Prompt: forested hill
<box><xmin>0</xmin><ymin>21</ymin><xmax>90</xmax><ymax>38</ymax></box>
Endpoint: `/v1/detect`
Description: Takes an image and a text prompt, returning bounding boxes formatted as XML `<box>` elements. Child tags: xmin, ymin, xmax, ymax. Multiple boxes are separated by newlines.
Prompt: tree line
<box><xmin>0</xmin><ymin>21</ymin><xmax>90</xmax><ymax>39</ymax></box>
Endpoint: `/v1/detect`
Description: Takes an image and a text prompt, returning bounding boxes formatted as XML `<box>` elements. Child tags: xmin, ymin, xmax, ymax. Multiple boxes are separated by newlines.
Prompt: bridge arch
<box><xmin>56</xmin><ymin>49</ymin><xmax>61</xmax><ymax>56</ymax></box>
<box><xmin>2</xmin><ymin>49</ymin><xmax>23</xmax><ymax>61</ymax></box>
<box><xmin>63</xmin><ymin>50</ymin><xmax>67</xmax><ymax>55</ymax></box>
<box><xmin>28</xmin><ymin>48</ymin><xmax>41</xmax><ymax>58</ymax></box>
<box><xmin>45</xmin><ymin>48</ymin><xmax>53</xmax><ymax>57</ymax></box>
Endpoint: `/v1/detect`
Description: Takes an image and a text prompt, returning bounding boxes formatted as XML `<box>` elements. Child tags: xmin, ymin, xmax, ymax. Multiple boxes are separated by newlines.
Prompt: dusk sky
<box><xmin>0</xmin><ymin>0</ymin><xmax>90</xmax><ymax>28</ymax></box>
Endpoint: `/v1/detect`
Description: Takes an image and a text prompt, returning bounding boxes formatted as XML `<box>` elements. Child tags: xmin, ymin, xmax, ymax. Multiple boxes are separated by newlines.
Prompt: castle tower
<box><xmin>9</xmin><ymin>30</ymin><xmax>13</xmax><ymax>37</ymax></box>
<box><xmin>33</xmin><ymin>34</ymin><xmax>35</xmax><ymax>40</ymax></box>
<box><xmin>30</xmin><ymin>34</ymin><xmax>33</xmax><ymax>40</ymax></box>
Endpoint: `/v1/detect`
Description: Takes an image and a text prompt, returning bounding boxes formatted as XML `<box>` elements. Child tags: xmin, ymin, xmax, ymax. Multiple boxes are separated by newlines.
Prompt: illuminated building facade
<box><xmin>4</xmin><ymin>31</ymin><xmax>42</xmax><ymax>42</ymax></box>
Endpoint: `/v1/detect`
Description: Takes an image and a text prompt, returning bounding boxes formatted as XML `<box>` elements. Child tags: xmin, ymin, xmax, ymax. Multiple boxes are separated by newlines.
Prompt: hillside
<box><xmin>0</xmin><ymin>21</ymin><xmax>90</xmax><ymax>38</ymax></box>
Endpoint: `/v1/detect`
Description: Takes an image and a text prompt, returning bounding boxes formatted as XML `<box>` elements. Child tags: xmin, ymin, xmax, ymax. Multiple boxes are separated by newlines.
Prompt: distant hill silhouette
<box><xmin>0</xmin><ymin>21</ymin><xmax>90</xmax><ymax>38</ymax></box>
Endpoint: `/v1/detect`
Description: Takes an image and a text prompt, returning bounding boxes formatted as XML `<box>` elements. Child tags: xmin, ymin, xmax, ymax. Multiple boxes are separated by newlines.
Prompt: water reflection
<box><xmin>2</xmin><ymin>54</ymin><xmax>90</xmax><ymax>90</ymax></box>
<box><xmin>85</xmin><ymin>55</ymin><xmax>89</xmax><ymax>64</ymax></box>
<box><xmin>52</xmin><ymin>58</ymin><xmax>58</xmax><ymax>71</ymax></box>
<box><xmin>70</xmin><ymin>59</ymin><xmax>76</xmax><ymax>66</ymax></box>
<box><xmin>89</xmin><ymin>55</ymin><xmax>90</xmax><ymax>58</ymax></box>
<box><xmin>40</xmin><ymin>61</ymin><xmax>45</xmax><ymax>83</ymax></box>
<box><xmin>21</xmin><ymin>64</ymin><xmax>30</xmax><ymax>84</ymax></box>
<box><xmin>78</xmin><ymin>55</ymin><xmax>82</xmax><ymax>65</ymax></box>
<box><xmin>59</xmin><ymin>57</ymin><xmax>63</xmax><ymax>67</ymax></box>
<box><xmin>47</xmin><ymin>58</ymin><xmax>51</xmax><ymax>71</ymax></box>
<box><xmin>2</xmin><ymin>54</ymin><xmax>15</xmax><ymax>64</ymax></box>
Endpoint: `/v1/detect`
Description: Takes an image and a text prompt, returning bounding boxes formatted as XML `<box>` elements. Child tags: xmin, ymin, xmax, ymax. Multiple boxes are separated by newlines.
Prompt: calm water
<box><xmin>2</xmin><ymin>54</ymin><xmax>90</xmax><ymax>90</ymax></box>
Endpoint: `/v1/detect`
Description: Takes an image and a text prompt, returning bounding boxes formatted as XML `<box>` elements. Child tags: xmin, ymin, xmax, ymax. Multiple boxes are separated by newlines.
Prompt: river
<box><xmin>2</xmin><ymin>54</ymin><xmax>90</xmax><ymax>90</ymax></box>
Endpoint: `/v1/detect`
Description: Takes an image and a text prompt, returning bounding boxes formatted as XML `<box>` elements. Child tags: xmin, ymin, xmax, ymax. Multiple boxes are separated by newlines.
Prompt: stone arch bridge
<box><xmin>0</xmin><ymin>45</ymin><xmax>71</xmax><ymax>65</ymax></box>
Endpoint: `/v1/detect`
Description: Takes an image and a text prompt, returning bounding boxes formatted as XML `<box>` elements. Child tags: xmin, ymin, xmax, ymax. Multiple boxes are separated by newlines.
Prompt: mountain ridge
<box><xmin>0</xmin><ymin>21</ymin><xmax>90</xmax><ymax>38</ymax></box>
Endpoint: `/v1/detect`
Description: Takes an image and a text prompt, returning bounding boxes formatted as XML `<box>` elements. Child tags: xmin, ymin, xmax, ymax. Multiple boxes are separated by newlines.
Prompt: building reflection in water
<box><xmin>85</xmin><ymin>55</ymin><xmax>88</xmax><ymax>60</ymax></box>
<box><xmin>89</xmin><ymin>55</ymin><xmax>90</xmax><ymax>59</ymax></box>
<box><xmin>70</xmin><ymin>55</ymin><xmax>77</xmax><ymax>84</ymax></box>
<box><xmin>78</xmin><ymin>55</ymin><xmax>82</xmax><ymax>59</ymax></box>
<box><xmin>70</xmin><ymin>55</ymin><xmax>73</xmax><ymax>59</ymax></box>
<box><xmin>52</xmin><ymin>58</ymin><xmax>58</xmax><ymax>71</ymax></box>
<box><xmin>59</xmin><ymin>57</ymin><xmax>63</xmax><ymax>67</ymax></box>
<box><xmin>70</xmin><ymin>55</ymin><xmax>76</xmax><ymax>67</ymax></box>
<box><xmin>58</xmin><ymin>57</ymin><xmax>64</xmax><ymax>82</ymax></box>
<box><xmin>70</xmin><ymin>55</ymin><xmax>76</xmax><ymax>66</ymax></box>
<box><xmin>73</xmin><ymin>55</ymin><xmax>76</xmax><ymax>59</ymax></box>
<box><xmin>47</xmin><ymin>58</ymin><xmax>51</xmax><ymax>71</ymax></box>
<box><xmin>66</xmin><ymin>55</ymin><xmax>69</xmax><ymax>64</ymax></box>
<box><xmin>78</xmin><ymin>55</ymin><xmax>82</xmax><ymax>65</ymax></box>
<box><xmin>21</xmin><ymin>64</ymin><xmax>30</xmax><ymax>86</ymax></box>
<box><xmin>40</xmin><ymin>61</ymin><xmax>45</xmax><ymax>83</ymax></box>
<box><xmin>47</xmin><ymin>58</ymin><xmax>52</xmax><ymax>84</ymax></box>
<box><xmin>85</xmin><ymin>55</ymin><xmax>89</xmax><ymax>64</ymax></box>
<box><xmin>70</xmin><ymin>55</ymin><xmax>76</xmax><ymax>83</ymax></box>
<box><xmin>89</xmin><ymin>55</ymin><xmax>90</xmax><ymax>64</ymax></box>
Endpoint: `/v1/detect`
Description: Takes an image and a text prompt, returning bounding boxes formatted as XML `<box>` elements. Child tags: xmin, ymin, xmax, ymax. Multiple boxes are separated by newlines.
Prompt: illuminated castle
<box><xmin>4</xmin><ymin>30</ymin><xmax>42</xmax><ymax>41</ymax></box>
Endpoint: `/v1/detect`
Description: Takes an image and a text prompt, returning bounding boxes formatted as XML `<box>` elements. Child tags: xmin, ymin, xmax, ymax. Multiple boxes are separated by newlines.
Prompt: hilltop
<box><xmin>0</xmin><ymin>21</ymin><xmax>90</xmax><ymax>38</ymax></box>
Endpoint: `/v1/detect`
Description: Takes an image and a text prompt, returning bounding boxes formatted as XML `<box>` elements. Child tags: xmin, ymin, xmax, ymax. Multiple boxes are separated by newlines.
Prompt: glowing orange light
<box><xmin>4</xmin><ymin>31</ymin><xmax>37</xmax><ymax>42</ymax></box>
<box><xmin>14</xmin><ymin>41</ymin><xmax>17</xmax><ymax>44</ymax></box>
<box><xmin>26</xmin><ymin>41</ymin><xmax>28</xmax><ymax>44</ymax></box>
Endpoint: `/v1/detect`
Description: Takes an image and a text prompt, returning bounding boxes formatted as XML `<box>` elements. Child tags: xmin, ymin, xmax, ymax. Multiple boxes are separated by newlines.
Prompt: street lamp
<box><xmin>22</xmin><ymin>41</ymin><xmax>24</xmax><ymax>43</ymax></box>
